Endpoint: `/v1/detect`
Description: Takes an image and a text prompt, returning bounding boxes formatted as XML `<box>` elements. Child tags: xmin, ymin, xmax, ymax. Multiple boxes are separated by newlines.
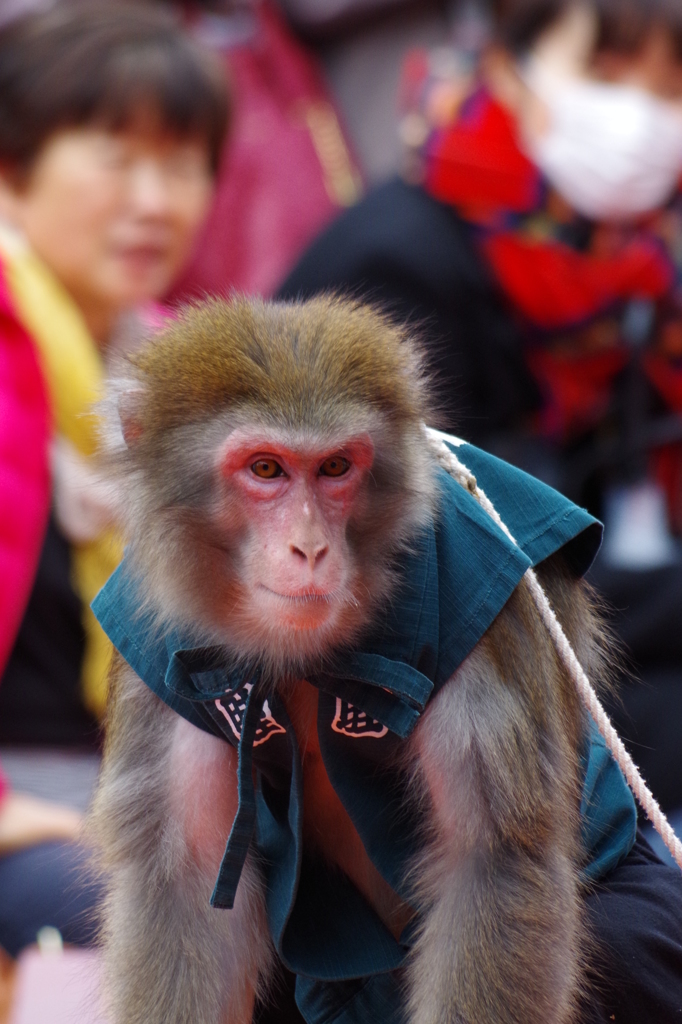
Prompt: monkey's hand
<box><xmin>91</xmin><ymin>658</ymin><xmax>274</xmax><ymax>1024</ymax></box>
<box><xmin>405</xmin><ymin>581</ymin><xmax>584</xmax><ymax>1024</ymax></box>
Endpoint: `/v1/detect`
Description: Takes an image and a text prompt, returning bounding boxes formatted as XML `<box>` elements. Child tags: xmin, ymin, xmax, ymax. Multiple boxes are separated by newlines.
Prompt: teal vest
<box><xmin>93</xmin><ymin>441</ymin><xmax>636</xmax><ymax>1024</ymax></box>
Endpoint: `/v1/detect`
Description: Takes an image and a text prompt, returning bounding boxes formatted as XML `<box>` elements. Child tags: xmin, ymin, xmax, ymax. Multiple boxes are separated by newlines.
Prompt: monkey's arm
<box><xmin>91</xmin><ymin>656</ymin><xmax>274</xmax><ymax>1024</ymax></box>
<box><xmin>406</xmin><ymin>572</ymin><xmax>587</xmax><ymax>1024</ymax></box>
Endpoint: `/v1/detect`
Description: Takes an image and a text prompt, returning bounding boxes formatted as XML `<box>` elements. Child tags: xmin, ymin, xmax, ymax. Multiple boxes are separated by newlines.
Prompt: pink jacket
<box><xmin>0</xmin><ymin>259</ymin><xmax>51</xmax><ymax>800</ymax></box>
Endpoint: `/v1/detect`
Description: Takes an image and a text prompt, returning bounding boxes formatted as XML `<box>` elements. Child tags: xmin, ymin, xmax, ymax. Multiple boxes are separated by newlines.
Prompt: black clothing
<box><xmin>0</xmin><ymin>515</ymin><xmax>98</xmax><ymax>747</ymax></box>
<box><xmin>583</xmin><ymin>832</ymin><xmax>682</xmax><ymax>1022</ymax></box>
<box><xmin>278</xmin><ymin>177</ymin><xmax>539</xmax><ymax>443</ymax></box>
<box><xmin>0</xmin><ymin>840</ymin><xmax>102</xmax><ymax>957</ymax></box>
<box><xmin>588</xmin><ymin>560</ymin><xmax>682</xmax><ymax>814</ymax></box>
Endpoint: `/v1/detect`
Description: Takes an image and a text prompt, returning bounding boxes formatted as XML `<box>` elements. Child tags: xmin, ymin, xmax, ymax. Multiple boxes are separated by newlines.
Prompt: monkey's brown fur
<box><xmin>92</xmin><ymin>295</ymin><xmax>612</xmax><ymax>1024</ymax></box>
<box><xmin>95</xmin><ymin>655</ymin><xmax>273</xmax><ymax>1024</ymax></box>
<box><xmin>404</xmin><ymin>560</ymin><xmax>594</xmax><ymax>1024</ymax></box>
<box><xmin>126</xmin><ymin>295</ymin><xmax>431</xmax><ymax>439</ymax></box>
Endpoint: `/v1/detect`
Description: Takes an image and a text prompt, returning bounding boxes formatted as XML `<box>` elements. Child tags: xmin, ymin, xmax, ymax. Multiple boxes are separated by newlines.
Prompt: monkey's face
<box><xmin>213</xmin><ymin>426</ymin><xmax>375</xmax><ymax>647</ymax></box>
<box><xmin>118</xmin><ymin>412</ymin><xmax>433</xmax><ymax>677</ymax></box>
<box><xmin>108</xmin><ymin>297</ymin><xmax>439</xmax><ymax>676</ymax></box>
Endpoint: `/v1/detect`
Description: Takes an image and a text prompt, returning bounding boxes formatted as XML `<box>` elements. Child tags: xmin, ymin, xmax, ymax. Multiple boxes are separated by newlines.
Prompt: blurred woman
<box><xmin>0</xmin><ymin>2</ymin><xmax>228</xmax><ymax>956</ymax></box>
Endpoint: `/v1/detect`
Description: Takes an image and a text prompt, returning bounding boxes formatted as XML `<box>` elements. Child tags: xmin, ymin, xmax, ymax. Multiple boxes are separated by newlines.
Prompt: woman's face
<box><xmin>0</xmin><ymin>122</ymin><xmax>214</xmax><ymax>334</ymax></box>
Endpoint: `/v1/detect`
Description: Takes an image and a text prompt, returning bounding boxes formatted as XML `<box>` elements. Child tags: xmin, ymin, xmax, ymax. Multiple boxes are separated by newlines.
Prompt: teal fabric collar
<box><xmin>92</xmin><ymin>441</ymin><xmax>634</xmax><ymax>1024</ymax></box>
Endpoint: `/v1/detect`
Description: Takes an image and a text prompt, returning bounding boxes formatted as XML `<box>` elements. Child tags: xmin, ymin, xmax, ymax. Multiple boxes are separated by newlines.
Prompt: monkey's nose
<box><xmin>290</xmin><ymin>543</ymin><xmax>328</xmax><ymax>570</ymax></box>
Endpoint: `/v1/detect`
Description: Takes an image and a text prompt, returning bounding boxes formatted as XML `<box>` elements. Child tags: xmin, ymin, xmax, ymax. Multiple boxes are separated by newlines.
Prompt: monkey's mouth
<box><xmin>259</xmin><ymin>585</ymin><xmax>336</xmax><ymax>605</ymax></box>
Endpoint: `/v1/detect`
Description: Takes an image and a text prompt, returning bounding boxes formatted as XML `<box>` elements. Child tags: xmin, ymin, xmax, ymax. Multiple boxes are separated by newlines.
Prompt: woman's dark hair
<box><xmin>493</xmin><ymin>0</ymin><xmax>682</xmax><ymax>56</ymax></box>
<box><xmin>0</xmin><ymin>2</ymin><xmax>230</xmax><ymax>173</ymax></box>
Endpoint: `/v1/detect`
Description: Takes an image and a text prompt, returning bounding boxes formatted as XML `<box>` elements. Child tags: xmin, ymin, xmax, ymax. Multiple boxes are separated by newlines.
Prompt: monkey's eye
<box><xmin>251</xmin><ymin>459</ymin><xmax>284</xmax><ymax>479</ymax></box>
<box><xmin>319</xmin><ymin>456</ymin><xmax>350</xmax><ymax>477</ymax></box>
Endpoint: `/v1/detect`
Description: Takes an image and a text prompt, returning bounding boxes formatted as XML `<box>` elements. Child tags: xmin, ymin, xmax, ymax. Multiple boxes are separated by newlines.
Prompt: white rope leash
<box><xmin>426</xmin><ymin>428</ymin><xmax>682</xmax><ymax>872</ymax></box>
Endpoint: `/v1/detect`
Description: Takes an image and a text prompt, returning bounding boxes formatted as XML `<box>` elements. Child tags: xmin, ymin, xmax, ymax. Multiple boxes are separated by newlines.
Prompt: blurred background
<box><xmin>1</xmin><ymin>0</ymin><xmax>682</xmax><ymax>1020</ymax></box>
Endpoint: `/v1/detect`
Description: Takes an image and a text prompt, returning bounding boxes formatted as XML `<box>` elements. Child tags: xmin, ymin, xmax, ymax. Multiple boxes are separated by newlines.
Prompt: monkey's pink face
<box><xmin>218</xmin><ymin>428</ymin><xmax>375</xmax><ymax>634</ymax></box>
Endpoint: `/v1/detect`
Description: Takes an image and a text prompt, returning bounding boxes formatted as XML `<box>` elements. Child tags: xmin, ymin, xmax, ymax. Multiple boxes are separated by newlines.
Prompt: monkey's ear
<box><xmin>117</xmin><ymin>389</ymin><xmax>146</xmax><ymax>448</ymax></box>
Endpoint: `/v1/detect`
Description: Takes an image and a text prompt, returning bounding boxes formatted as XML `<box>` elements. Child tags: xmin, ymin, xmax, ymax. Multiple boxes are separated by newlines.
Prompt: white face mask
<box><xmin>522</xmin><ymin>65</ymin><xmax>682</xmax><ymax>221</ymax></box>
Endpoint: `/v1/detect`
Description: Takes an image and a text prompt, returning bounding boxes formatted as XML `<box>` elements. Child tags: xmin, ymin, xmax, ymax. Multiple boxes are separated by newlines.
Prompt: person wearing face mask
<box><xmin>280</xmin><ymin>0</ymin><xmax>682</xmax><ymax>837</ymax></box>
<box><xmin>0</xmin><ymin>2</ymin><xmax>228</xmax><ymax>958</ymax></box>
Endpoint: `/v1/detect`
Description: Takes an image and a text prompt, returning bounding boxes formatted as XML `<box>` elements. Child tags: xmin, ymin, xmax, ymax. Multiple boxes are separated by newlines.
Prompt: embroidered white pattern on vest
<box><xmin>331</xmin><ymin>698</ymin><xmax>388</xmax><ymax>738</ymax></box>
<box><xmin>215</xmin><ymin>685</ymin><xmax>286</xmax><ymax>746</ymax></box>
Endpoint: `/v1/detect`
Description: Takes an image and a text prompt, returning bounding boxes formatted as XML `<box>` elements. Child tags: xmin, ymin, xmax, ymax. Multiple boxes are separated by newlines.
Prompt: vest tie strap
<box><xmin>211</xmin><ymin>684</ymin><xmax>264</xmax><ymax>909</ymax></box>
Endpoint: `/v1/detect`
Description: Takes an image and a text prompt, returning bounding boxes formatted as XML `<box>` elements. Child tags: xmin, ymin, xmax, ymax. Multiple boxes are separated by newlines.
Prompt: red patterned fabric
<box><xmin>0</xmin><ymin>258</ymin><xmax>51</xmax><ymax>676</ymax></box>
<box><xmin>526</xmin><ymin>347</ymin><xmax>629</xmax><ymax>438</ymax></box>
<box><xmin>643</xmin><ymin>353</ymin><xmax>682</xmax><ymax>413</ymax></box>
<box><xmin>484</xmin><ymin>233</ymin><xmax>672</xmax><ymax>331</ymax></box>
<box><xmin>424</xmin><ymin>90</ymin><xmax>681</xmax><ymax>440</ymax></box>
<box><xmin>426</xmin><ymin>91</ymin><xmax>540</xmax><ymax>215</ymax></box>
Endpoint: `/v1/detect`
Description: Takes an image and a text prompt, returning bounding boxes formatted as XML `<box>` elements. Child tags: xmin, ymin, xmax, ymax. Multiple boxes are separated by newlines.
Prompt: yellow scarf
<box><xmin>0</xmin><ymin>226</ymin><xmax>122</xmax><ymax>718</ymax></box>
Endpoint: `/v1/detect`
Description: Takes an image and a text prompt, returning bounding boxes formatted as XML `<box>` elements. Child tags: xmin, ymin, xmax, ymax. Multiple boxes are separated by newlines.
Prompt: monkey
<box><xmin>90</xmin><ymin>295</ymin><xmax>636</xmax><ymax>1024</ymax></box>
